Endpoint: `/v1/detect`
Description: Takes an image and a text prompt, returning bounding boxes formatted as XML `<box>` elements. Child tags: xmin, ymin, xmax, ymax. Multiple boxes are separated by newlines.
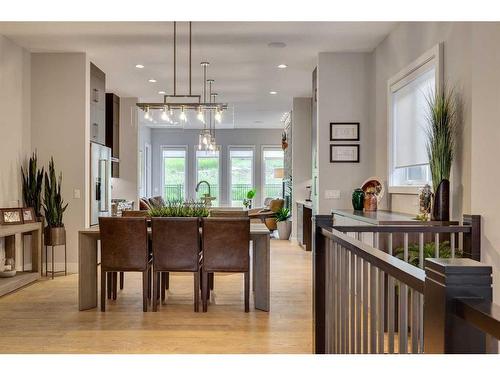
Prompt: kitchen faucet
<box><xmin>195</xmin><ymin>180</ymin><xmax>211</xmax><ymax>197</ymax></box>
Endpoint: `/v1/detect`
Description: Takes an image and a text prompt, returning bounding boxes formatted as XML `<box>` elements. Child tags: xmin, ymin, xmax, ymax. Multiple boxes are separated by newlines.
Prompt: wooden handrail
<box><xmin>322</xmin><ymin>227</ymin><xmax>425</xmax><ymax>293</ymax></box>
<box><xmin>332</xmin><ymin>225</ymin><xmax>471</xmax><ymax>233</ymax></box>
<box><xmin>454</xmin><ymin>298</ymin><xmax>500</xmax><ymax>340</ymax></box>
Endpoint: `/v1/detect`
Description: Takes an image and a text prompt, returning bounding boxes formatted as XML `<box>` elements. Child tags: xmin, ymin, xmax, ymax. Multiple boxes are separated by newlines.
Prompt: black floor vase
<box><xmin>432</xmin><ymin>179</ymin><xmax>450</xmax><ymax>221</ymax></box>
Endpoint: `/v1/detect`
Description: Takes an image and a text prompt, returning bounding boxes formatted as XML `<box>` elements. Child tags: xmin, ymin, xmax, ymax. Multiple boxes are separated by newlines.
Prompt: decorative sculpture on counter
<box><xmin>417</xmin><ymin>184</ymin><xmax>433</xmax><ymax>221</ymax></box>
<box><xmin>364</xmin><ymin>187</ymin><xmax>378</xmax><ymax>211</ymax></box>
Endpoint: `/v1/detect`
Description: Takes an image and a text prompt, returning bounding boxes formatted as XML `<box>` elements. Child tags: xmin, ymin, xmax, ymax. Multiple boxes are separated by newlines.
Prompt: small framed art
<box><xmin>330</xmin><ymin>122</ymin><xmax>360</xmax><ymax>141</ymax></box>
<box><xmin>22</xmin><ymin>208</ymin><xmax>36</xmax><ymax>223</ymax></box>
<box><xmin>330</xmin><ymin>144</ymin><xmax>360</xmax><ymax>163</ymax></box>
<box><xmin>0</xmin><ymin>208</ymin><xmax>24</xmax><ymax>225</ymax></box>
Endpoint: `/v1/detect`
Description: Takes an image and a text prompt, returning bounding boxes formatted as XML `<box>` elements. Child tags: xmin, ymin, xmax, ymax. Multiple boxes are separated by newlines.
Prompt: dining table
<box><xmin>78</xmin><ymin>222</ymin><xmax>271</xmax><ymax>311</ymax></box>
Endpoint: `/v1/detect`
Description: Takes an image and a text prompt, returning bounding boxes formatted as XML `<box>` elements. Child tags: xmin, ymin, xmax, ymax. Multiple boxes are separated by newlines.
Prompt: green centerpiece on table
<box><xmin>149</xmin><ymin>200</ymin><xmax>209</xmax><ymax>217</ymax></box>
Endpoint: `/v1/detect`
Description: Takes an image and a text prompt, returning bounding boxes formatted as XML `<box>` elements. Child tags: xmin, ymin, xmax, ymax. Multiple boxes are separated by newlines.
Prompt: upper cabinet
<box><xmin>106</xmin><ymin>93</ymin><xmax>120</xmax><ymax>178</ymax></box>
<box><xmin>90</xmin><ymin>63</ymin><xmax>106</xmax><ymax>145</ymax></box>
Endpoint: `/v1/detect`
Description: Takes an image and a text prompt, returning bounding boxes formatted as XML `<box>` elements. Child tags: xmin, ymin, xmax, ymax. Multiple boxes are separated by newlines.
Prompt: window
<box><xmin>388</xmin><ymin>44</ymin><xmax>442</xmax><ymax>189</ymax></box>
<box><xmin>162</xmin><ymin>147</ymin><xmax>187</xmax><ymax>202</ymax></box>
<box><xmin>196</xmin><ymin>149</ymin><xmax>220</xmax><ymax>205</ymax></box>
<box><xmin>262</xmin><ymin>147</ymin><xmax>284</xmax><ymax>204</ymax></box>
<box><xmin>229</xmin><ymin>147</ymin><xmax>254</xmax><ymax>207</ymax></box>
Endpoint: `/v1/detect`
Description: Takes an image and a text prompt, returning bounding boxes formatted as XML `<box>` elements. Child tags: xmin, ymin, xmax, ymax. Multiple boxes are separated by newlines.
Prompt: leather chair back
<box><xmin>202</xmin><ymin>217</ymin><xmax>250</xmax><ymax>272</ymax></box>
<box><xmin>99</xmin><ymin>217</ymin><xmax>149</xmax><ymax>271</ymax></box>
<box><xmin>151</xmin><ymin>217</ymin><xmax>200</xmax><ymax>272</ymax></box>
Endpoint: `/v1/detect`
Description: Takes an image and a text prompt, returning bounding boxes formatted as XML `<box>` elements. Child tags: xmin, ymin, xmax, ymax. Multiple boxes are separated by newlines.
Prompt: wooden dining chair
<box><xmin>201</xmin><ymin>217</ymin><xmax>251</xmax><ymax>312</ymax></box>
<box><xmin>151</xmin><ymin>217</ymin><xmax>201</xmax><ymax>312</ymax></box>
<box><xmin>99</xmin><ymin>217</ymin><xmax>151</xmax><ymax>312</ymax></box>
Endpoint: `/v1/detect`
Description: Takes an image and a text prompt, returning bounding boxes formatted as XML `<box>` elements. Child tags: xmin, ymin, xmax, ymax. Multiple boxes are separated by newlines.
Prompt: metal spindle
<box><xmin>377</xmin><ymin>269</ymin><xmax>385</xmax><ymax>353</ymax></box>
<box><xmin>435</xmin><ymin>233</ymin><xmax>440</xmax><ymax>258</ymax></box>
<box><xmin>327</xmin><ymin>239</ymin><xmax>333</xmax><ymax>353</ymax></box>
<box><xmin>388</xmin><ymin>275</ymin><xmax>395</xmax><ymax>353</ymax></box>
<box><xmin>419</xmin><ymin>293</ymin><xmax>424</xmax><ymax>353</ymax></box>
<box><xmin>403</xmin><ymin>233</ymin><xmax>409</xmax><ymax>262</ymax></box>
<box><xmin>334</xmin><ymin>242</ymin><xmax>340</xmax><ymax>353</ymax></box>
<box><xmin>337</xmin><ymin>245</ymin><xmax>342</xmax><ymax>353</ymax></box>
<box><xmin>362</xmin><ymin>259</ymin><xmax>369</xmax><ymax>353</ymax></box>
<box><xmin>451</xmin><ymin>232</ymin><xmax>455</xmax><ymax>258</ymax></box>
<box><xmin>399</xmin><ymin>282</ymin><xmax>408</xmax><ymax>354</ymax></box>
<box><xmin>356</xmin><ymin>254</ymin><xmax>362</xmax><ymax>354</ymax></box>
<box><xmin>350</xmin><ymin>251</ymin><xmax>355</xmax><ymax>353</ymax></box>
<box><xmin>388</xmin><ymin>233</ymin><xmax>393</xmax><ymax>255</ymax></box>
<box><xmin>418</xmin><ymin>232</ymin><xmax>424</xmax><ymax>268</ymax></box>
<box><xmin>411</xmin><ymin>289</ymin><xmax>419</xmax><ymax>353</ymax></box>
<box><xmin>343</xmin><ymin>247</ymin><xmax>349</xmax><ymax>353</ymax></box>
<box><xmin>370</xmin><ymin>265</ymin><xmax>377</xmax><ymax>353</ymax></box>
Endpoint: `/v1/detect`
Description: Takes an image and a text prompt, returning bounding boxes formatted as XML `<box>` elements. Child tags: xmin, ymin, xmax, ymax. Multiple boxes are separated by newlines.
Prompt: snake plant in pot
<box><xmin>276</xmin><ymin>207</ymin><xmax>292</xmax><ymax>240</ymax></box>
<box><xmin>425</xmin><ymin>87</ymin><xmax>458</xmax><ymax>221</ymax></box>
<box><xmin>43</xmin><ymin>158</ymin><xmax>68</xmax><ymax>246</ymax></box>
<box><xmin>21</xmin><ymin>152</ymin><xmax>44</xmax><ymax>221</ymax></box>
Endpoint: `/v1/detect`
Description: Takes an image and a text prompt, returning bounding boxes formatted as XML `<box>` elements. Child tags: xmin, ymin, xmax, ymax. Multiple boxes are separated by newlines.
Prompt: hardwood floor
<box><xmin>0</xmin><ymin>239</ymin><xmax>312</xmax><ymax>354</ymax></box>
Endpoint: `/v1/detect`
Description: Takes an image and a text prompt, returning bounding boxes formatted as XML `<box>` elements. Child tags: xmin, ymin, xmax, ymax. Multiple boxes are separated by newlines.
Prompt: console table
<box><xmin>78</xmin><ymin>223</ymin><xmax>271</xmax><ymax>311</ymax></box>
<box><xmin>0</xmin><ymin>222</ymin><xmax>42</xmax><ymax>297</ymax></box>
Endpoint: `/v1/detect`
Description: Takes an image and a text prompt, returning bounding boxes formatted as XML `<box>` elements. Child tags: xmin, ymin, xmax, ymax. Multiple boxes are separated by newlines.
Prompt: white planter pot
<box><xmin>277</xmin><ymin>220</ymin><xmax>292</xmax><ymax>240</ymax></box>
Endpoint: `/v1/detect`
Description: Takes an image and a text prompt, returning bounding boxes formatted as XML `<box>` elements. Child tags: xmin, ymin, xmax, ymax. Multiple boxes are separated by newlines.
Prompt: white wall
<box><xmin>0</xmin><ymin>35</ymin><xmax>31</xmax><ymax>267</ymax></box>
<box><xmin>31</xmin><ymin>53</ymin><xmax>88</xmax><ymax>272</ymax></box>
<box><xmin>111</xmin><ymin>97</ymin><xmax>140</xmax><ymax>205</ymax></box>
<box><xmin>470</xmin><ymin>23</ymin><xmax>500</xmax><ymax>305</ymax></box>
<box><xmin>0</xmin><ymin>36</ymin><xmax>31</xmax><ymax>208</ymax></box>
<box><xmin>372</xmin><ymin>22</ymin><xmax>472</xmax><ymax>217</ymax></box>
<box><xmin>370</xmin><ymin>22</ymin><xmax>499</xmax><ymax>305</ymax></box>
<box><xmin>150</xmin><ymin>128</ymin><xmax>282</xmax><ymax>206</ymax></box>
<box><xmin>291</xmin><ymin>97</ymin><xmax>312</xmax><ymax>239</ymax></box>
<box><xmin>316</xmin><ymin>52</ymin><xmax>374</xmax><ymax>214</ymax></box>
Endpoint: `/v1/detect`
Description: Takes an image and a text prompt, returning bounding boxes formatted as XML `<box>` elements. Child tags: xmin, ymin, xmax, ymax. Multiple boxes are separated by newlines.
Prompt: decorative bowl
<box><xmin>0</xmin><ymin>270</ymin><xmax>17</xmax><ymax>278</ymax></box>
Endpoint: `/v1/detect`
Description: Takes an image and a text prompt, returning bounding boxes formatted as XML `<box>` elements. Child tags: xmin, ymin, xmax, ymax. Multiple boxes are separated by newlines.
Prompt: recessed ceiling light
<box><xmin>277</xmin><ymin>64</ymin><xmax>288</xmax><ymax>69</ymax></box>
<box><xmin>254</xmin><ymin>120</ymin><xmax>264</xmax><ymax>124</ymax></box>
<box><xmin>135</xmin><ymin>64</ymin><xmax>145</xmax><ymax>69</ymax></box>
<box><xmin>148</xmin><ymin>78</ymin><xmax>157</xmax><ymax>83</ymax></box>
<box><xmin>158</xmin><ymin>90</ymin><xmax>166</xmax><ymax>94</ymax></box>
<box><xmin>269</xmin><ymin>91</ymin><xmax>277</xmax><ymax>95</ymax></box>
<box><xmin>268</xmin><ymin>42</ymin><xmax>287</xmax><ymax>48</ymax></box>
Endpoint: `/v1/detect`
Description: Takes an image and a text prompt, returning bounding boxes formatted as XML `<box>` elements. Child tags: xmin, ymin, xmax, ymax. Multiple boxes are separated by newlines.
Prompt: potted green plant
<box><xmin>148</xmin><ymin>200</ymin><xmax>209</xmax><ymax>218</ymax></box>
<box><xmin>275</xmin><ymin>207</ymin><xmax>291</xmax><ymax>240</ymax></box>
<box><xmin>43</xmin><ymin>158</ymin><xmax>68</xmax><ymax>246</ymax></box>
<box><xmin>243</xmin><ymin>188</ymin><xmax>256</xmax><ymax>209</ymax></box>
<box><xmin>21</xmin><ymin>152</ymin><xmax>44</xmax><ymax>221</ymax></box>
<box><xmin>425</xmin><ymin>87</ymin><xmax>458</xmax><ymax>221</ymax></box>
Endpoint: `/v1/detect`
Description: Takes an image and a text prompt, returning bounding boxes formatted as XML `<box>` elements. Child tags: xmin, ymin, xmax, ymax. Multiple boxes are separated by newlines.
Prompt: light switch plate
<box><xmin>325</xmin><ymin>190</ymin><xmax>341</xmax><ymax>199</ymax></box>
<box><xmin>73</xmin><ymin>189</ymin><xmax>81</xmax><ymax>199</ymax></box>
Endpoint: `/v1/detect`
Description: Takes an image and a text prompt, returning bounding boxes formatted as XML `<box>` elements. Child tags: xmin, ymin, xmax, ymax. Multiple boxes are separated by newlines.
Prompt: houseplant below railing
<box><xmin>426</xmin><ymin>86</ymin><xmax>458</xmax><ymax>221</ymax></box>
<box><xmin>43</xmin><ymin>158</ymin><xmax>68</xmax><ymax>246</ymax></box>
<box><xmin>21</xmin><ymin>152</ymin><xmax>44</xmax><ymax>221</ymax></box>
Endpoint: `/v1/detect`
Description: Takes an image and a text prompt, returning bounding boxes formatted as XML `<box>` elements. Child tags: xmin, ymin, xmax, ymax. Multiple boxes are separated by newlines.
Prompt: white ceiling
<box><xmin>0</xmin><ymin>22</ymin><xmax>397</xmax><ymax>129</ymax></box>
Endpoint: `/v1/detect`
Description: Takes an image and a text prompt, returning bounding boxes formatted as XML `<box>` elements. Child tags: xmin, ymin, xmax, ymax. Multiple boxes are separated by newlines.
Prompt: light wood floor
<box><xmin>0</xmin><ymin>240</ymin><xmax>312</xmax><ymax>354</ymax></box>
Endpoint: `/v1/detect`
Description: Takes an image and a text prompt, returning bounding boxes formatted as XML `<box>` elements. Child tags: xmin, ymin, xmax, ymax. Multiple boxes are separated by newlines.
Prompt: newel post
<box><xmin>424</xmin><ymin>258</ymin><xmax>492</xmax><ymax>353</ymax></box>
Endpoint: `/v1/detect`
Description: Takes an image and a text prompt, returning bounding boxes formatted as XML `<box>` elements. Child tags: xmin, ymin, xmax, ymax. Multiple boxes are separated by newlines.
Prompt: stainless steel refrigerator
<box><xmin>90</xmin><ymin>142</ymin><xmax>112</xmax><ymax>226</ymax></box>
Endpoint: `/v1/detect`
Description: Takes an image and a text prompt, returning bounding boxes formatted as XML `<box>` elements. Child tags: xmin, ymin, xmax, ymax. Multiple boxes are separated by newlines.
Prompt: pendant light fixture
<box><xmin>136</xmin><ymin>22</ymin><xmax>228</xmax><ymax>126</ymax></box>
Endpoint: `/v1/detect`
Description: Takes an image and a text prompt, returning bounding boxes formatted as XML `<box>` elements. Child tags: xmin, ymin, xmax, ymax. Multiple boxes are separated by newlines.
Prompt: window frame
<box><xmin>227</xmin><ymin>145</ymin><xmax>256</xmax><ymax>207</ymax></box>
<box><xmin>260</xmin><ymin>145</ymin><xmax>285</xmax><ymax>205</ymax></box>
<box><xmin>387</xmin><ymin>43</ymin><xmax>443</xmax><ymax>194</ymax></box>
<box><xmin>160</xmin><ymin>145</ymin><xmax>188</xmax><ymax>202</ymax></box>
<box><xmin>194</xmin><ymin>146</ymin><xmax>222</xmax><ymax>204</ymax></box>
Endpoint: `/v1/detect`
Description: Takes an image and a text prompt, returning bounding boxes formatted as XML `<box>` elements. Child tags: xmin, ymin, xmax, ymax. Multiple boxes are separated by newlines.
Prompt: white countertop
<box><xmin>296</xmin><ymin>200</ymin><xmax>313</xmax><ymax>209</ymax></box>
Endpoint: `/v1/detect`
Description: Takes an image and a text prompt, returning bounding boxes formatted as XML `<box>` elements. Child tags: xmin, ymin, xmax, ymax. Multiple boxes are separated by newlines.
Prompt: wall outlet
<box><xmin>73</xmin><ymin>189</ymin><xmax>81</xmax><ymax>199</ymax></box>
<box><xmin>325</xmin><ymin>190</ymin><xmax>341</xmax><ymax>199</ymax></box>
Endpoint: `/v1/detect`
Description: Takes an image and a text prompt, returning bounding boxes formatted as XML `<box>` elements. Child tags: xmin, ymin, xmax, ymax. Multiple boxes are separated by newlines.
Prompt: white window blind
<box><xmin>392</xmin><ymin>68</ymin><xmax>435</xmax><ymax>169</ymax></box>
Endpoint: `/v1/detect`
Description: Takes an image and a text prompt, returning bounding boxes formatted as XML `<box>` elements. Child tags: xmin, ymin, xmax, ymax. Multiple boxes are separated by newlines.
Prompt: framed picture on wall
<box><xmin>330</xmin><ymin>122</ymin><xmax>360</xmax><ymax>141</ymax></box>
<box><xmin>0</xmin><ymin>208</ymin><xmax>24</xmax><ymax>225</ymax></box>
<box><xmin>330</xmin><ymin>144</ymin><xmax>360</xmax><ymax>163</ymax></box>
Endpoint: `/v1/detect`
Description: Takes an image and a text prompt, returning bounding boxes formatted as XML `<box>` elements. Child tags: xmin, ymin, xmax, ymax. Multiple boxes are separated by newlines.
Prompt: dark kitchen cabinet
<box><xmin>90</xmin><ymin>63</ymin><xmax>106</xmax><ymax>145</ymax></box>
<box><xmin>105</xmin><ymin>93</ymin><xmax>120</xmax><ymax>177</ymax></box>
